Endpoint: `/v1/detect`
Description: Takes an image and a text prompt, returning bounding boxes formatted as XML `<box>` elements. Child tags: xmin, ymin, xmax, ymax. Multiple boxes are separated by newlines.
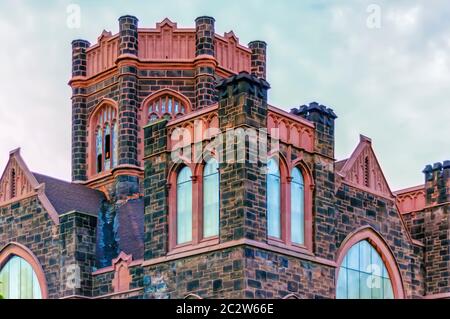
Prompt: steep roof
<box><xmin>0</xmin><ymin>148</ymin><xmax>104</xmax><ymax>224</ymax></box>
<box><xmin>117</xmin><ymin>199</ymin><xmax>144</xmax><ymax>260</ymax></box>
<box><xmin>33</xmin><ymin>173</ymin><xmax>104</xmax><ymax>216</ymax></box>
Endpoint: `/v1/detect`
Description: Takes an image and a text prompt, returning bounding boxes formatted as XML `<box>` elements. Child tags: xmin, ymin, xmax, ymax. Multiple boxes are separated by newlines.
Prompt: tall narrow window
<box><xmin>177</xmin><ymin>166</ymin><xmax>193</xmax><ymax>244</ymax></box>
<box><xmin>104</xmin><ymin>124</ymin><xmax>111</xmax><ymax>170</ymax></box>
<box><xmin>336</xmin><ymin>240</ymin><xmax>394</xmax><ymax>299</ymax></box>
<box><xmin>267</xmin><ymin>159</ymin><xmax>281</xmax><ymax>239</ymax></box>
<box><xmin>90</xmin><ymin>102</ymin><xmax>118</xmax><ymax>176</ymax></box>
<box><xmin>291</xmin><ymin>167</ymin><xmax>305</xmax><ymax>245</ymax></box>
<box><xmin>96</xmin><ymin>128</ymin><xmax>103</xmax><ymax>173</ymax></box>
<box><xmin>0</xmin><ymin>256</ymin><xmax>42</xmax><ymax>299</ymax></box>
<box><xmin>203</xmin><ymin>159</ymin><xmax>219</xmax><ymax>238</ymax></box>
<box><xmin>112</xmin><ymin>122</ymin><xmax>118</xmax><ymax>168</ymax></box>
<box><xmin>364</xmin><ymin>156</ymin><xmax>370</xmax><ymax>187</ymax></box>
<box><xmin>10</xmin><ymin>169</ymin><xmax>16</xmax><ymax>198</ymax></box>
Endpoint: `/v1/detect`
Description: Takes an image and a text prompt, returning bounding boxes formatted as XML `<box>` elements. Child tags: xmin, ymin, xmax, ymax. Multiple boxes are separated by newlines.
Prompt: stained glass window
<box><xmin>112</xmin><ymin>122</ymin><xmax>118</xmax><ymax>168</ymax></box>
<box><xmin>96</xmin><ymin>128</ymin><xmax>103</xmax><ymax>173</ymax></box>
<box><xmin>0</xmin><ymin>256</ymin><xmax>42</xmax><ymax>299</ymax></box>
<box><xmin>336</xmin><ymin>240</ymin><xmax>394</xmax><ymax>299</ymax></box>
<box><xmin>104</xmin><ymin>124</ymin><xmax>111</xmax><ymax>170</ymax></box>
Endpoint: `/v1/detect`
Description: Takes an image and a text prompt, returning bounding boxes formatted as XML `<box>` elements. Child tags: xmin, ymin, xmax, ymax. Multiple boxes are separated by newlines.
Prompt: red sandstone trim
<box><xmin>393</xmin><ymin>184</ymin><xmax>425</xmax><ymax>196</ymax></box>
<box><xmin>268</xmin><ymin>105</ymin><xmax>315</xmax><ymax>129</ymax></box>
<box><xmin>423</xmin><ymin>292</ymin><xmax>450</xmax><ymax>299</ymax></box>
<box><xmin>0</xmin><ymin>242</ymin><xmax>49</xmax><ymax>299</ymax></box>
<box><xmin>166</xmin><ymin>104</ymin><xmax>218</xmax><ymax>127</ymax></box>
<box><xmin>59</xmin><ymin>288</ymin><xmax>144</xmax><ymax>299</ymax></box>
<box><xmin>142</xmin><ymin>238</ymin><xmax>337</xmax><ymax>268</ymax></box>
<box><xmin>92</xmin><ymin>258</ymin><xmax>143</xmax><ymax>276</ymax></box>
<box><xmin>335</xmin><ymin>226</ymin><xmax>405</xmax><ymax>299</ymax></box>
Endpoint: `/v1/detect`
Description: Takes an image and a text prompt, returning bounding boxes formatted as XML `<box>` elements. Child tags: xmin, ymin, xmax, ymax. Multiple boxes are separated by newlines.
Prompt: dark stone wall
<box><xmin>334</xmin><ymin>183</ymin><xmax>425</xmax><ymax>298</ymax></box>
<box><xmin>71</xmin><ymin>39</ymin><xmax>90</xmax><ymax>182</ymax></box>
<box><xmin>143</xmin><ymin>119</ymin><xmax>170</xmax><ymax>260</ymax></box>
<box><xmin>144</xmin><ymin>247</ymin><xmax>245</xmax><ymax>299</ymax></box>
<box><xmin>249</xmin><ymin>41</ymin><xmax>267</xmax><ymax>80</ymax></box>
<box><xmin>0</xmin><ymin>197</ymin><xmax>61</xmax><ymax>298</ymax></box>
<box><xmin>243</xmin><ymin>247</ymin><xmax>334</xmax><ymax>299</ymax></box>
<box><xmin>59</xmin><ymin>212</ymin><xmax>97</xmax><ymax>297</ymax></box>
<box><xmin>92</xmin><ymin>264</ymin><xmax>144</xmax><ymax>298</ymax></box>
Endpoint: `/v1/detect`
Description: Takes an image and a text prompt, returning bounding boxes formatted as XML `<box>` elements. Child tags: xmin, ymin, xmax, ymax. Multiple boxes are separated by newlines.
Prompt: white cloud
<box><xmin>0</xmin><ymin>0</ymin><xmax>448</xmax><ymax>191</ymax></box>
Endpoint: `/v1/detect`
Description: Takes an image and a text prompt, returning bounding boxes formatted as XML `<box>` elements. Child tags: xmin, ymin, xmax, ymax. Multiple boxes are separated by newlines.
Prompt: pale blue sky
<box><xmin>0</xmin><ymin>0</ymin><xmax>449</xmax><ymax>190</ymax></box>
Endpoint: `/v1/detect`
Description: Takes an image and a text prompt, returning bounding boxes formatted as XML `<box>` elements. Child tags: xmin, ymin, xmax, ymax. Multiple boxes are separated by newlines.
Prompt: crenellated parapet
<box><xmin>291</xmin><ymin>102</ymin><xmax>337</xmax><ymax>159</ymax></box>
<box><xmin>423</xmin><ymin>161</ymin><xmax>450</xmax><ymax>205</ymax></box>
<box><xmin>79</xmin><ymin>17</ymin><xmax>253</xmax><ymax>79</ymax></box>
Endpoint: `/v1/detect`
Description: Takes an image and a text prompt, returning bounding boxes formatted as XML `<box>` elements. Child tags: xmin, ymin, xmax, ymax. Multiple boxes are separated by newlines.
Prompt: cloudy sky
<box><xmin>0</xmin><ymin>0</ymin><xmax>449</xmax><ymax>190</ymax></box>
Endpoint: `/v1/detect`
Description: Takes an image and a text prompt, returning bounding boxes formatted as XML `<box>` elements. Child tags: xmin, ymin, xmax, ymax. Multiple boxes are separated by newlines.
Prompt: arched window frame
<box><xmin>335</xmin><ymin>227</ymin><xmax>405</xmax><ymax>299</ymax></box>
<box><xmin>88</xmin><ymin>99</ymin><xmax>119</xmax><ymax>177</ymax></box>
<box><xmin>266</xmin><ymin>154</ymin><xmax>314</xmax><ymax>253</ymax></box>
<box><xmin>168</xmin><ymin>155</ymin><xmax>220</xmax><ymax>253</ymax></box>
<box><xmin>139</xmin><ymin>90</ymin><xmax>192</xmax><ymax>165</ymax></box>
<box><xmin>0</xmin><ymin>242</ymin><xmax>48</xmax><ymax>299</ymax></box>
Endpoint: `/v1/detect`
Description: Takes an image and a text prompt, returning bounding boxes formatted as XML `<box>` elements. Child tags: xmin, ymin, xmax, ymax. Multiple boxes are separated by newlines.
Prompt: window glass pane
<box><xmin>347</xmin><ymin>269</ymin><xmax>359</xmax><ymax>299</ymax></box>
<box><xmin>347</xmin><ymin>242</ymin><xmax>360</xmax><ymax>270</ymax></box>
<box><xmin>0</xmin><ymin>260</ymin><xmax>9</xmax><ymax>299</ymax></box>
<box><xmin>9</xmin><ymin>256</ymin><xmax>20</xmax><ymax>299</ymax></box>
<box><xmin>32</xmin><ymin>271</ymin><xmax>42</xmax><ymax>299</ymax></box>
<box><xmin>371</xmin><ymin>275</ymin><xmax>384</xmax><ymax>299</ymax></box>
<box><xmin>360</xmin><ymin>272</ymin><xmax>372</xmax><ymax>299</ymax></box>
<box><xmin>336</xmin><ymin>267</ymin><xmax>347</xmax><ymax>299</ymax></box>
<box><xmin>203</xmin><ymin>159</ymin><xmax>219</xmax><ymax>238</ymax></box>
<box><xmin>177</xmin><ymin>167</ymin><xmax>192</xmax><ymax>244</ymax></box>
<box><xmin>336</xmin><ymin>240</ymin><xmax>396</xmax><ymax>300</ymax></box>
<box><xmin>359</xmin><ymin>240</ymin><xmax>372</xmax><ymax>273</ymax></box>
<box><xmin>112</xmin><ymin>122</ymin><xmax>119</xmax><ymax>168</ymax></box>
<box><xmin>20</xmin><ymin>259</ymin><xmax>33</xmax><ymax>299</ymax></box>
<box><xmin>0</xmin><ymin>256</ymin><xmax>42</xmax><ymax>299</ymax></box>
<box><xmin>291</xmin><ymin>168</ymin><xmax>304</xmax><ymax>244</ymax></box>
<box><xmin>267</xmin><ymin>159</ymin><xmax>281</xmax><ymax>238</ymax></box>
<box><xmin>383</xmin><ymin>278</ymin><xmax>394</xmax><ymax>299</ymax></box>
<box><xmin>371</xmin><ymin>246</ymin><xmax>383</xmax><ymax>277</ymax></box>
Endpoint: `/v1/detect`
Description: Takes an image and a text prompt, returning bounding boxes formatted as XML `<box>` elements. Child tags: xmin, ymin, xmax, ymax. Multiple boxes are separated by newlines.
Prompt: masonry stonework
<box><xmin>0</xmin><ymin>16</ymin><xmax>448</xmax><ymax>300</ymax></box>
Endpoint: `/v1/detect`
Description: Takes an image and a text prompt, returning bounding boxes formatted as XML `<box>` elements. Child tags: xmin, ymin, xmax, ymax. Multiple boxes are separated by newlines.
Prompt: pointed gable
<box><xmin>0</xmin><ymin>148</ymin><xmax>60</xmax><ymax>224</ymax></box>
<box><xmin>0</xmin><ymin>148</ymin><xmax>39</xmax><ymax>203</ymax></box>
<box><xmin>336</xmin><ymin>135</ymin><xmax>394</xmax><ymax>199</ymax></box>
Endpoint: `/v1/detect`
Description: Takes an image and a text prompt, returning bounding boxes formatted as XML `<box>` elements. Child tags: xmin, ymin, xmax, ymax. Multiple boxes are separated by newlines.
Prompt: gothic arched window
<box><xmin>144</xmin><ymin>92</ymin><xmax>190</xmax><ymax>124</ymax></box>
<box><xmin>90</xmin><ymin>102</ymin><xmax>118</xmax><ymax>175</ymax></box>
<box><xmin>336</xmin><ymin>240</ymin><xmax>394</xmax><ymax>299</ymax></box>
<box><xmin>267</xmin><ymin>158</ymin><xmax>281</xmax><ymax>239</ymax></box>
<box><xmin>291</xmin><ymin>167</ymin><xmax>305</xmax><ymax>245</ymax></box>
<box><xmin>177</xmin><ymin>166</ymin><xmax>193</xmax><ymax>244</ymax></box>
<box><xmin>203</xmin><ymin>158</ymin><xmax>219</xmax><ymax>238</ymax></box>
<box><xmin>0</xmin><ymin>256</ymin><xmax>42</xmax><ymax>299</ymax></box>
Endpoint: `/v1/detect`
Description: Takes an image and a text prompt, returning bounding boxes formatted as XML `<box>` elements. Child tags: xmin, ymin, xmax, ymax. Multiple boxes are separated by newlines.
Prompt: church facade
<box><xmin>0</xmin><ymin>16</ymin><xmax>448</xmax><ymax>299</ymax></box>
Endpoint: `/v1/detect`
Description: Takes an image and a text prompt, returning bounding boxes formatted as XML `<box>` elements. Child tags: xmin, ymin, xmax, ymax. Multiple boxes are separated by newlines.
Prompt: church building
<box><xmin>0</xmin><ymin>16</ymin><xmax>448</xmax><ymax>299</ymax></box>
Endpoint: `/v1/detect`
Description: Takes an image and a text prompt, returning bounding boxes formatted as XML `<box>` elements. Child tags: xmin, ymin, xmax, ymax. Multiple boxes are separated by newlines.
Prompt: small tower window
<box><xmin>104</xmin><ymin>124</ymin><xmax>111</xmax><ymax>170</ymax></box>
<box><xmin>96</xmin><ymin>128</ymin><xmax>103</xmax><ymax>173</ymax></box>
<box><xmin>144</xmin><ymin>93</ymin><xmax>190</xmax><ymax>123</ymax></box>
<box><xmin>364</xmin><ymin>156</ymin><xmax>370</xmax><ymax>187</ymax></box>
<box><xmin>10</xmin><ymin>168</ymin><xmax>16</xmax><ymax>198</ymax></box>
<box><xmin>91</xmin><ymin>103</ymin><xmax>118</xmax><ymax>176</ymax></box>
